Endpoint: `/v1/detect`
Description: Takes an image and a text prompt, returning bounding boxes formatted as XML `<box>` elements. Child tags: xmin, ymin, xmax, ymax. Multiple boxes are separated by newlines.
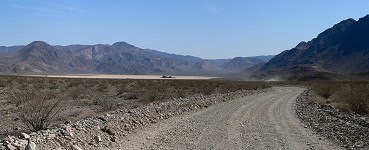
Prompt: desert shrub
<box><xmin>311</xmin><ymin>81</ymin><xmax>340</xmax><ymax>99</ymax></box>
<box><xmin>67</xmin><ymin>86</ymin><xmax>84</xmax><ymax>99</ymax></box>
<box><xmin>31</xmin><ymin>79</ymin><xmax>46</xmax><ymax>89</ymax></box>
<box><xmin>8</xmin><ymin>90</ymin><xmax>66</xmax><ymax>131</ymax></box>
<box><xmin>99</xmin><ymin>96</ymin><xmax>117</xmax><ymax>111</ymax></box>
<box><xmin>116</xmin><ymin>85</ymin><xmax>126</xmax><ymax>95</ymax></box>
<box><xmin>46</xmin><ymin>79</ymin><xmax>60</xmax><ymax>90</ymax></box>
<box><xmin>66</xmin><ymin>80</ymin><xmax>81</xmax><ymax>88</ymax></box>
<box><xmin>339</xmin><ymin>84</ymin><xmax>369</xmax><ymax>114</ymax></box>
<box><xmin>0</xmin><ymin>79</ymin><xmax>7</xmax><ymax>87</ymax></box>
<box><xmin>86</xmin><ymin>89</ymin><xmax>117</xmax><ymax>112</ymax></box>
<box><xmin>121</xmin><ymin>93</ymin><xmax>138</xmax><ymax>99</ymax></box>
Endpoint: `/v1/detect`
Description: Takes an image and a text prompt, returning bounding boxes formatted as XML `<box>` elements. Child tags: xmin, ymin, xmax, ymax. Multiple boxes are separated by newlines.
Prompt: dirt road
<box><xmin>119</xmin><ymin>87</ymin><xmax>340</xmax><ymax>150</ymax></box>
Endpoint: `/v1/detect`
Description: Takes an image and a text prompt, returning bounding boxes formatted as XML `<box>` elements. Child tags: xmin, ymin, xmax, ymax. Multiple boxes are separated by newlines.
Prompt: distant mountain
<box><xmin>0</xmin><ymin>45</ymin><xmax>24</xmax><ymax>56</ymax></box>
<box><xmin>251</xmin><ymin>55</ymin><xmax>274</xmax><ymax>62</ymax></box>
<box><xmin>144</xmin><ymin>49</ymin><xmax>203</xmax><ymax>63</ymax></box>
<box><xmin>256</xmin><ymin>14</ymin><xmax>369</xmax><ymax>79</ymax></box>
<box><xmin>206</xmin><ymin>59</ymin><xmax>232</xmax><ymax>66</ymax></box>
<box><xmin>0</xmin><ymin>41</ymin><xmax>268</xmax><ymax>75</ymax></box>
<box><xmin>11</xmin><ymin>41</ymin><xmax>74</xmax><ymax>73</ymax></box>
<box><xmin>223</xmin><ymin>57</ymin><xmax>265</xmax><ymax>72</ymax></box>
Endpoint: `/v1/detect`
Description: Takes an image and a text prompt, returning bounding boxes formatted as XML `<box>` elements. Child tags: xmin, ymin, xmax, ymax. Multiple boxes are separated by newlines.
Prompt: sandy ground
<box><xmin>118</xmin><ymin>87</ymin><xmax>341</xmax><ymax>150</ymax></box>
<box><xmin>24</xmin><ymin>74</ymin><xmax>217</xmax><ymax>80</ymax></box>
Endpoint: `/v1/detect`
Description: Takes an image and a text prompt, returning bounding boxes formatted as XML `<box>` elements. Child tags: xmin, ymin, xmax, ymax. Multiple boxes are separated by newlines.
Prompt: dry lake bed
<box><xmin>25</xmin><ymin>74</ymin><xmax>218</xmax><ymax>80</ymax></box>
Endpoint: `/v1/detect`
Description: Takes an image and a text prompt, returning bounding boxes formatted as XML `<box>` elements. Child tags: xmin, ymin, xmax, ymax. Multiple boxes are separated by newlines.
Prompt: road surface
<box><xmin>120</xmin><ymin>87</ymin><xmax>340</xmax><ymax>150</ymax></box>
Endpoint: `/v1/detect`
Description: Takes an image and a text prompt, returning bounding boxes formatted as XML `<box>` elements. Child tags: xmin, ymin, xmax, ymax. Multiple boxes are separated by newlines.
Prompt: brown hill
<box><xmin>256</xmin><ymin>14</ymin><xmax>369</xmax><ymax>79</ymax></box>
<box><xmin>11</xmin><ymin>41</ymin><xmax>74</xmax><ymax>73</ymax></box>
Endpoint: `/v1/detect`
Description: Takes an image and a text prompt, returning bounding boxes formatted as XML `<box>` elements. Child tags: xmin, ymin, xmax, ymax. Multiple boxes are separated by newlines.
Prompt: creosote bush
<box><xmin>8</xmin><ymin>89</ymin><xmax>66</xmax><ymax>131</ymax></box>
<box><xmin>311</xmin><ymin>81</ymin><xmax>340</xmax><ymax>99</ymax></box>
<box><xmin>309</xmin><ymin>81</ymin><xmax>369</xmax><ymax>114</ymax></box>
<box><xmin>339</xmin><ymin>84</ymin><xmax>369</xmax><ymax>114</ymax></box>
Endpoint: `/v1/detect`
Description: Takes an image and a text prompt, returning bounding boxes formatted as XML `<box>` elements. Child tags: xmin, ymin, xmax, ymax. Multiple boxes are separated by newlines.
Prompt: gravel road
<box><xmin>119</xmin><ymin>87</ymin><xmax>341</xmax><ymax>150</ymax></box>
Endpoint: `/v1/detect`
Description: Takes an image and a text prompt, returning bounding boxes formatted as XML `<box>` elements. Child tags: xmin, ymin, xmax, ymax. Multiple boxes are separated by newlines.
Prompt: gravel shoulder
<box><xmin>118</xmin><ymin>87</ymin><xmax>340</xmax><ymax>150</ymax></box>
<box><xmin>296</xmin><ymin>89</ymin><xmax>369</xmax><ymax>149</ymax></box>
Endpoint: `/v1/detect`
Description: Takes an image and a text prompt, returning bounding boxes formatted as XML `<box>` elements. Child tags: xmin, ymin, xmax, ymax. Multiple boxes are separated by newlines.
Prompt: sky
<box><xmin>1</xmin><ymin>0</ymin><xmax>369</xmax><ymax>59</ymax></box>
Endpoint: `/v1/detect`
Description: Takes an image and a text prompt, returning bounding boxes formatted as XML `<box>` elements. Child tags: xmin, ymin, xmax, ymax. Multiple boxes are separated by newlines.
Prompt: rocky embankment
<box><xmin>0</xmin><ymin>89</ymin><xmax>268</xmax><ymax>150</ymax></box>
<box><xmin>295</xmin><ymin>90</ymin><xmax>369</xmax><ymax>149</ymax></box>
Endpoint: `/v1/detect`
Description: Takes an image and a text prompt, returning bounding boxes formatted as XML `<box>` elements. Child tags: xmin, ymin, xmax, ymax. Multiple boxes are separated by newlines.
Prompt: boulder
<box><xmin>72</xmin><ymin>145</ymin><xmax>83</xmax><ymax>150</ymax></box>
<box><xmin>94</xmin><ymin>136</ymin><xmax>102</xmax><ymax>144</ymax></box>
<box><xmin>20</xmin><ymin>133</ymin><xmax>31</xmax><ymax>139</ymax></box>
<box><xmin>25</xmin><ymin>140</ymin><xmax>36</xmax><ymax>150</ymax></box>
<box><xmin>101</xmin><ymin>126</ymin><xmax>115</xmax><ymax>135</ymax></box>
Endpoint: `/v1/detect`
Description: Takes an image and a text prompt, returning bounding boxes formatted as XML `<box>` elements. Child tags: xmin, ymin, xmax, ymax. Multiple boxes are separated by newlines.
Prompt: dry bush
<box><xmin>311</xmin><ymin>81</ymin><xmax>340</xmax><ymax>99</ymax></box>
<box><xmin>140</xmin><ymin>90</ymin><xmax>163</xmax><ymax>104</ymax></box>
<box><xmin>330</xmin><ymin>102</ymin><xmax>351</xmax><ymax>112</ymax></box>
<box><xmin>87</xmin><ymin>90</ymin><xmax>117</xmax><ymax>112</ymax></box>
<box><xmin>8</xmin><ymin>90</ymin><xmax>66</xmax><ymax>131</ymax></box>
<box><xmin>66</xmin><ymin>86</ymin><xmax>85</xmax><ymax>99</ymax></box>
<box><xmin>0</xmin><ymin>80</ymin><xmax>7</xmax><ymax>87</ymax></box>
<box><xmin>99</xmin><ymin>97</ymin><xmax>118</xmax><ymax>111</ymax></box>
<box><xmin>338</xmin><ymin>84</ymin><xmax>369</xmax><ymax>114</ymax></box>
<box><xmin>308</xmin><ymin>81</ymin><xmax>369</xmax><ymax>114</ymax></box>
<box><xmin>308</xmin><ymin>92</ymin><xmax>327</xmax><ymax>105</ymax></box>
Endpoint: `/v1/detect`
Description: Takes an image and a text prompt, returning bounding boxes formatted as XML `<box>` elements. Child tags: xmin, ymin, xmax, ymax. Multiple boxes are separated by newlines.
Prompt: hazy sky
<box><xmin>1</xmin><ymin>0</ymin><xmax>369</xmax><ymax>59</ymax></box>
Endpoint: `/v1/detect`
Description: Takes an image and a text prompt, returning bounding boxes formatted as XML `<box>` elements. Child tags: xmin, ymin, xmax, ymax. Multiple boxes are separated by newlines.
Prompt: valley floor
<box><xmin>24</xmin><ymin>74</ymin><xmax>218</xmax><ymax>80</ymax></box>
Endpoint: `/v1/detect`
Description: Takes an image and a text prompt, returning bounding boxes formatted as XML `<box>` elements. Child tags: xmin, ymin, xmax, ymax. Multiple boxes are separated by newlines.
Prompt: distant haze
<box><xmin>0</xmin><ymin>0</ymin><xmax>369</xmax><ymax>59</ymax></box>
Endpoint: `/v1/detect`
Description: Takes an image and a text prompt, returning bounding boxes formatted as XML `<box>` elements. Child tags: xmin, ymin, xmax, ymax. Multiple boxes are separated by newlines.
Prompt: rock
<box><xmin>6</xmin><ymin>136</ymin><xmax>15</xmax><ymax>143</ymax></box>
<box><xmin>110</xmin><ymin>136</ymin><xmax>116</xmax><ymax>142</ymax></box>
<box><xmin>62</xmin><ymin>126</ymin><xmax>74</xmax><ymax>138</ymax></box>
<box><xmin>19</xmin><ymin>139</ymin><xmax>28</xmax><ymax>146</ymax></box>
<box><xmin>6</xmin><ymin>144</ymin><xmax>16</xmax><ymax>150</ymax></box>
<box><xmin>64</xmin><ymin>120</ymin><xmax>71</xmax><ymax>125</ymax></box>
<box><xmin>20</xmin><ymin>133</ymin><xmax>31</xmax><ymax>139</ymax></box>
<box><xmin>98</xmin><ymin>117</ymin><xmax>107</xmax><ymax>122</ymax></box>
<box><xmin>72</xmin><ymin>145</ymin><xmax>83</xmax><ymax>150</ymax></box>
<box><xmin>94</xmin><ymin>136</ymin><xmax>102</xmax><ymax>144</ymax></box>
<box><xmin>0</xmin><ymin>145</ymin><xmax>6</xmax><ymax>150</ymax></box>
<box><xmin>101</xmin><ymin>126</ymin><xmax>115</xmax><ymax>135</ymax></box>
<box><xmin>13</xmin><ymin>127</ymin><xmax>20</xmax><ymax>131</ymax></box>
<box><xmin>47</xmin><ymin>134</ymin><xmax>56</xmax><ymax>140</ymax></box>
<box><xmin>25</xmin><ymin>140</ymin><xmax>36</xmax><ymax>150</ymax></box>
<box><xmin>355</xmin><ymin>141</ymin><xmax>364</xmax><ymax>148</ymax></box>
<box><xmin>29</xmin><ymin>132</ymin><xmax>37</xmax><ymax>136</ymax></box>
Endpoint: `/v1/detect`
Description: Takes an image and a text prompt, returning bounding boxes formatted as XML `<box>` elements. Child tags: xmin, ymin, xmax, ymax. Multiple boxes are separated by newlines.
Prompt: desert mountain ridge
<box><xmin>0</xmin><ymin>41</ymin><xmax>273</xmax><ymax>76</ymax></box>
<box><xmin>250</xmin><ymin>14</ymin><xmax>369</xmax><ymax>80</ymax></box>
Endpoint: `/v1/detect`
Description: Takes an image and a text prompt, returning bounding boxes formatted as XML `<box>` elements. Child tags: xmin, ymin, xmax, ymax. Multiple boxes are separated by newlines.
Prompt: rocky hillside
<box><xmin>11</xmin><ymin>41</ymin><xmax>74</xmax><ymax>73</ymax></box>
<box><xmin>0</xmin><ymin>41</ymin><xmax>268</xmax><ymax>75</ymax></box>
<box><xmin>257</xmin><ymin>14</ymin><xmax>369</xmax><ymax>77</ymax></box>
<box><xmin>0</xmin><ymin>46</ymin><xmax>24</xmax><ymax>56</ymax></box>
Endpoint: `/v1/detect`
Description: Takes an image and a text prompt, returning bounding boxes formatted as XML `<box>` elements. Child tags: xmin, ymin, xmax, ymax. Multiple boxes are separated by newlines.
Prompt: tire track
<box><xmin>119</xmin><ymin>87</ymin><xmax>340</xmax><ymax>150</ymax></box>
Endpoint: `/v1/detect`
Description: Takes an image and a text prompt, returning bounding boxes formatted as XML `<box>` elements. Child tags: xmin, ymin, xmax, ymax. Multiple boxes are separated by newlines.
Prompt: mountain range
<box><xmin>0</xmin><ymin>41</ymin><xmax>273</xmax><ymax>76</ymax></box>
<box><xmin>250</xmin><ymin>14</ymin><xmax>369</xmax><ymax>80</ymax></box>
<box><xmin>2</xmin><ymin>14</ymin><xmax>368</xmax><ymax>79</ymax></box>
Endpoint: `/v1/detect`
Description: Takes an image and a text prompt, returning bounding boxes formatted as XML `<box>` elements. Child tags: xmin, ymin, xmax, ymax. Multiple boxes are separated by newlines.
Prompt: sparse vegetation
<box><xmin>8</xmin><ymin>89</ymin><xmax>66</xmax><ymax>131</ymax></box>
<box><xmin>308</xmin><ymin>81</ymin><xmax>369</xmax><ymax>114</ymax></box>
<box><xmin>311</xmin><ymin>81</ymin><xmax>340</xmax><ymax>99</ymax></box>
<box><xmin>339</xmin><ymin>83</ymin><xmax>369</xmax><ymax>114</ymax></box>
<box><xmin>0</xmin><ymin>75</ymin><xmax>271</xmax><ymax>135</ymax></box>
